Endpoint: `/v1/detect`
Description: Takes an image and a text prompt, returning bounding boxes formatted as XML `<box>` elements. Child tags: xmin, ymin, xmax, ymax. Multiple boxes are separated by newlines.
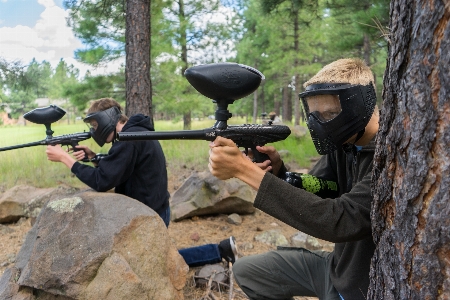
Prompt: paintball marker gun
<box><xmin>117</xmin><ymin>63</ymin><xmax>291</xmax><ymax>163</ymax></box>
<box><xmin>0</xmin><ymin>105</ymin><xmax>91</xmax><ymax>154</ymax></box>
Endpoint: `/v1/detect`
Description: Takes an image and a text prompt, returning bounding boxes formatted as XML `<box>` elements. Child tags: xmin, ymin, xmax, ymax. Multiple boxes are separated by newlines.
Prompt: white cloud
<box><xmin>0</xmin><ymin>0</ymin><xmax>123</xmax><ymax>77</ymax></box>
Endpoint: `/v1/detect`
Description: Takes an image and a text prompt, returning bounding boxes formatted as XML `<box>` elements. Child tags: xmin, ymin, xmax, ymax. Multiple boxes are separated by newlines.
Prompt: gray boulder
<box><xmin>0</xmin><ymin>185</ymin><xmax>80</xmax><ymax>223</ymax></box>
<box><xmin>0</xmin><ymin>191</ymin><xmax>188</xmax><ymax>300</ymax></box>
<box><xmin>170</xmin><ymin>171</ymin><xmax>256</xmax><ymax>221</ymax></box>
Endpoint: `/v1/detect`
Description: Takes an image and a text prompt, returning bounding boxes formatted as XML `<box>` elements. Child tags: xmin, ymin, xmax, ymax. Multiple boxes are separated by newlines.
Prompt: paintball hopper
<box><xmin>185</xmin><ymin>63</ymin><xmax>265</xmax><ymax>129</ymax></box>
<box><xmin>23</xmin><ymin>105</ymin><xmax>66</xmax><ymax>138</ymax></box>
<box><xmin>185</xmin><ymin>62</ymin><xmax>265</xmax><ymax>104</ymax></box>
<box><xmin>23</xmin><ymin>105</ymin><xmax>66</xmax><ymax>124</ymax></box>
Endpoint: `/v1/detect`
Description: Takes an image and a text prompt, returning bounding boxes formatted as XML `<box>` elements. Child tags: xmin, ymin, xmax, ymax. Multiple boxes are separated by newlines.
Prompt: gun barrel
<box><xmin>0</xmin><ymin>140</ymin><xmax>46</xmax><ymax>152</ymax></box>
<box><xmin>117</xmin><ymin>129</ymin><xmax>217</xmax><ymax>142</ymax></box>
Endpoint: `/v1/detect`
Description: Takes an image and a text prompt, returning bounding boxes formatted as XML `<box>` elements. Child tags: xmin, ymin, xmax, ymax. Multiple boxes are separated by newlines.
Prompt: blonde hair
<box><xmin>88</xmin><ymin>98</ymin><xmax>128</xmax><ymax>123</ymax></box>
<box><xmin>304</xmin><ymin>58</ymin><xmax>374</xmax><ymax>88</ymax></box>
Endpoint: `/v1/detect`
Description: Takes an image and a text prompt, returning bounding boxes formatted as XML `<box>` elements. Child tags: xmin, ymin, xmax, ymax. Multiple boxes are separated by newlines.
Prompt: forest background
<box><xmin>0</xmin><ymin>0</ymin><xmax>389</xmax><ymax>189</ymax></box>
<box><xmin>0</xmin><ymin>0</ymin><xmax>389</xmax><ymax>128</ymax></box>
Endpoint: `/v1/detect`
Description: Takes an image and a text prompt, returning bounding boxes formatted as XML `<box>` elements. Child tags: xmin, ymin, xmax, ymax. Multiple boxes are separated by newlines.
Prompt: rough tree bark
<box><xmin>178</xmin><ymin>0</ymin><xmax>191</xmax><ymax>130</ymax></box>
<box><xmin>369</xmin><ymin>1</ymin><xmax>449</xmax><ymax>299</ymax></box>
<box><xmin>125</xmin><ymin>0</ymin><xmax>153</xmax><ymax>123</ymax></box>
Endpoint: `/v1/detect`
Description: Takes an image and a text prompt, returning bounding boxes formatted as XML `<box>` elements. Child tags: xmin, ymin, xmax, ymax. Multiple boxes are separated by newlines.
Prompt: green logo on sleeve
<box><xmin>300</xmin><ymin>174</ymin><xmax>321</xmax><ymax>193</ymax></box>
<box><xmin>300</xmin><ymin>174</ymin><xmax>338</xmax><ymax>194</ymax></box>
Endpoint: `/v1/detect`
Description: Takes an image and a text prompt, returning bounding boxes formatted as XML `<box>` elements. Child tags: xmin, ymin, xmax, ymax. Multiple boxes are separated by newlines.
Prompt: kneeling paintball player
<box><xmin>208</xmin><ymin>58</ymin><xmax>379</xmax><ymax>300</ymax></box>
<box><xmin>45</xmin><ymin>98</ymin><xmax>238</xmax><ymax>268</ymax></box>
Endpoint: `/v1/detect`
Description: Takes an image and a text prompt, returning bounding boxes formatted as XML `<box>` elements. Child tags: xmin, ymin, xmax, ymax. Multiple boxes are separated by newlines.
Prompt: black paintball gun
<box><xmin>0</xmin><ymin>105</ymin><xmax>91</xmax><ymax>154</ymax></box>
<box><xmin>117</xmin><ymin>63</ymin><xmax>291</xmax><ymax>163</ymax></box>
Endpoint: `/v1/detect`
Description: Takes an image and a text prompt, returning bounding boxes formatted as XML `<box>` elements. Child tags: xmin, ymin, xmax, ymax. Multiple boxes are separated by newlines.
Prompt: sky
<box><xmin>0</xmin><ymin>0</ymin><xmax>123</xmax><ymax>77</ymax></box>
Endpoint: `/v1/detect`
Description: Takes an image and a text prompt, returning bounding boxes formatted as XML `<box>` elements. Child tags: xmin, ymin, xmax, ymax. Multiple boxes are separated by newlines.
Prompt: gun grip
<box><xmin>71</xmin><ymin>143</ymin><xmax>88</xmax><ymax>162</ymax></box>
<box><xmin>252</xmin><ymin>148</ymin><xmax>270</xmax><ymax>163</ymax></box>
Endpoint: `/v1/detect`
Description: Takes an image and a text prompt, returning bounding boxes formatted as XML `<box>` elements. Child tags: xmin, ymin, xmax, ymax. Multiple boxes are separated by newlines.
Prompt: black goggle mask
<box><xmin>83</xmin><ymin>106</ymin><xmax>121</xmax><ymax>147</ymax></box>
<box><xmin>299</xmin><ymin>82</ymin><xmax>376</xmax><ymax>155</ymax></box>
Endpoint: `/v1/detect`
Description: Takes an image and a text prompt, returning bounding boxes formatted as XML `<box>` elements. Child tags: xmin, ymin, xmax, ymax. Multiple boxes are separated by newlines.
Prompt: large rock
<box><xmin>170</xmin><ymin>171</ymin><xmax>256</xmax><ymax>221</ymax></box>
<box><xmin>0</xmin><ymin>191</ymin><xmax>188</xmax><ymax>300</ymax></box>
<box><xmin>0</xmin><ymin>185</ymin><xmax>80</xmax><ymax>223</ymax></box>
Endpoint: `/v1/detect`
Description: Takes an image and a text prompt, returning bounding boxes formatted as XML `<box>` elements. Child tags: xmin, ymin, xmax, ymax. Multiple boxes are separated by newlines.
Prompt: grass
<box><xmin>0</xmin><ymin>119</ymin><xmax>318</xmax><ymax>191</ymax></box>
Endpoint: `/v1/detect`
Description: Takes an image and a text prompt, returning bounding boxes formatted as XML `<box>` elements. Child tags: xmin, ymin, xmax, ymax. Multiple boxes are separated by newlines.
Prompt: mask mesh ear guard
<box><xmin>361</xmin><ymin>83</ymin><xmax>377</xmax><ymax>118</ymax></box>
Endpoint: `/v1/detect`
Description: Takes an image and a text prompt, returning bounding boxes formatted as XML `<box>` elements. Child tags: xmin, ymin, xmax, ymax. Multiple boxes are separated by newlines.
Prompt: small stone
<box><xmin>190</xmin><ymin>232</ymin><xmax>200</xmax><ymax>242</ymax></box>
<box><xmin>227</xmin><ymin>213</ymin><xmax>242</xmax><ymax>225</ymax></box>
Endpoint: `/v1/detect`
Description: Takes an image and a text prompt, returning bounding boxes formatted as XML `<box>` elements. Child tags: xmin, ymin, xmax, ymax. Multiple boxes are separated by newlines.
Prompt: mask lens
<box><xmin>305</xmin><ymin>94</ymin><xmax>342</xmax><ymax>122</ymax></box>
<box><xmin>86</xmin><ymin>120</ymin><xmax>98</xmax><ymax>131</ymax></box>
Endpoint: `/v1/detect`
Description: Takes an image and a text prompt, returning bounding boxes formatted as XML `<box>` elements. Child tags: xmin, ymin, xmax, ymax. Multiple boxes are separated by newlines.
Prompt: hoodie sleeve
<box><xmin>255</xmin><ymin>172</ymin><xmax>372</xmax><ymax>243</ymax></box>
<box><xmin>71</xmin><ymin>141</ymin><xmax>138</xmax><ymax>192</ymax></box>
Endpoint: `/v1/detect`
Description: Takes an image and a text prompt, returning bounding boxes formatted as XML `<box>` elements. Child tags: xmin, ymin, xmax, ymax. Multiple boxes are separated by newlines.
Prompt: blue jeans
<box><xmin>159</xmin><ymin>206</ymin><xmax>222</xmax><ymax>267</ymax></box>
<box><xmin>160</xmin><ymin>206</ymin><xmax>171</xmax><ymax>227</ymax></box>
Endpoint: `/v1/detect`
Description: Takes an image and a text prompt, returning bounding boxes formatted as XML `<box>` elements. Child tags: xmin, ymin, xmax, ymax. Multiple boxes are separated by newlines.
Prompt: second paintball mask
<box><xmin>83</xmin><ymin>106</ymin><xmax>122</xmax><ymax>147</ymax></box>
<box><xmin>299</xmin><ymin>82</ymin><xmax>376</xmax><ymax>155</ymax></box>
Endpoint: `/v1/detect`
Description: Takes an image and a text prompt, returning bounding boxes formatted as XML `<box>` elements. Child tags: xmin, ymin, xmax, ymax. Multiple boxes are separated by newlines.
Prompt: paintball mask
<box><xmin>83</xmin><ymin>106</ymin><xmax>121</xmax><ymax>147</ymax></box>
<box><xmin>299</xmin><ymin>82</ymin><xmax>376</xmax><ymax>155</ymax></box>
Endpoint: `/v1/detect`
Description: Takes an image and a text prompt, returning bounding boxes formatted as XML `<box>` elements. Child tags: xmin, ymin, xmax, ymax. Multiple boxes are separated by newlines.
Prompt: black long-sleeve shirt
<box><xmin>255</xmin><ymin>141</ymin><xmax>376</xmax><ymax>300</ymax></box>
<box><xmin>71</xmin><ymin>114</ymin><xmax>170</xmax><ymax>216</ymax></box>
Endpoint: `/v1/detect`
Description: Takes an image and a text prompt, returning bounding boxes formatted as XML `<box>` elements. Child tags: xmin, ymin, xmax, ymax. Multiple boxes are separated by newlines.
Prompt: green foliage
<box><xmin>63</xmin><ymin>72</ymin><xmax>125</xmax><ymax>111</ymax></box>
<box><xmin>48</xmin><ymin>59</ymin><xmax>80</xmax><ymax>100</ymax></box>
<box><xmin>233</xmin><ymin>0</ymin><xmax>389</xmax><ymax>116</ymax></box>
<box><xmin>0</xmin><ymin>58</ymin><xmax>39</xmax><ymax>117</ymax></box>
<box><xmin>64</xmin><ymin>0</ymin><xmax>127</xmax><ymax>65</ymax></box>
<box><xmin>320</xmin><ymin>0</ymin><xmax>390</xmax><ymax>99</ymax></box>
<box><xmin>1</xmin><ymin>0</ymin><xmax>389</xmax><ymax>123</ymax></box>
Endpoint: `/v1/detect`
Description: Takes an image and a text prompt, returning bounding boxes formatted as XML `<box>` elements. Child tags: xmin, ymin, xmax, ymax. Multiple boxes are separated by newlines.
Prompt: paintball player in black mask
<box><xmin>208</xmin><ymin>58</ymin><xmax>379</xmax><ymax>300</ymax></box>
<box><xmin>46</xmin><ymin>98</ymin><xmax>171</xmax><ymax>222</ymax></box>
<box><xmin>46</xmin><ymin>98</ymin><xmax>238</xmax><ymax>268</ymax></box>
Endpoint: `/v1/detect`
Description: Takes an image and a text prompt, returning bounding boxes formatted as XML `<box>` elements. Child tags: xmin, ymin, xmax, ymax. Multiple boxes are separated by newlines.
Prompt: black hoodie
<box><xmin>255</xmin><ymin>141</ymin><xmax>376</xmax><ymax>300</ymax></box>
<box><xmin>71</xmin><ymin>114</ymin><xmax>170</xmax><ymax>215</ymax></box>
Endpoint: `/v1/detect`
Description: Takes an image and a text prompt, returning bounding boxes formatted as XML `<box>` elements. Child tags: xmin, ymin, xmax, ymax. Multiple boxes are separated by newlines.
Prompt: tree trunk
<box><xmin>282</xmin><ymin>86</ymin><xmax>289</xmax><ymax>123</ymax></box>
<box><xmin>274</xmin><ymin>92</ymin><xmax>281</xmax><ymax>117</ymax></box>
<box><xmin>287</xmin><ymin>84</ymin><xmax>293</xmax><ymax>123</ymax></box>
<box><xmin>260</xmin><ymin>82</ymin><xmax>265</xmax><ymax>116</ymax></box>
<box><xmin>293</xmin><ymin>10</ymin><xmax>300</xmax><ymax>126</ymax></box>
<box><xmin>178</xmin><ymin>0</ymin><xmax>191</xmax><ymax>130</ymax></box>
<box><xmin>369</xmin><ymin>1</ymin><xmax>449</xmax><ymax>299</ymax></box>
<box><xmin>252</xmin><ymin>90</ymin><xmax>258</xmax><ymax>123</ymax></box>
<box><xmin>125</xmin><ymin>0</ymin><xmax>152</xmax><ymax>122</ymax></box>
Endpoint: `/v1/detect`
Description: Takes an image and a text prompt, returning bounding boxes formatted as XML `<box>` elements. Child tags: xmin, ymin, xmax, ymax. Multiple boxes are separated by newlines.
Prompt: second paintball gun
<box><xmin>0</xmin><ymin>105</ymin><xmax>91</xmax><ymax>154</ymax></box>
<box><xmin>117</xmin><ymin>63</ymin><xmax>291</xmax><ymax>163</ymax></box>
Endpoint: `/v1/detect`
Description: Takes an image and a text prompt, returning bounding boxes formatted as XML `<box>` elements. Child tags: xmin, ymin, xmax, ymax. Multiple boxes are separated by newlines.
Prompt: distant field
<box><xmin>0</xmin><ymin>118</ymin><xmax>317</xmax><ymax>190</ymax></box>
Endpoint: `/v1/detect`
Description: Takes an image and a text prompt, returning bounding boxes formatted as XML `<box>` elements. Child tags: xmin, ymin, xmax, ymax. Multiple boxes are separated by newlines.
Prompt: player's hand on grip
<box><xmin>71</xmin><ymin>145</ymin><xmax>95</xmax><ymax>161</ymax></box>
<box><xmin>254</xmin><ymin>145</ymin><xmax>283</xmax><ymax>176</ymax></box>
<box><xmin>209</xmin><ymin>136</ymin><xmax>250</xmax><ymax>180</ymax></box>
<box><xmin>46</xmin><ymin>144</ymin><xmax>70</xmax><ymax>162</ymax></box>
<box><xmin>245</xmin><ymin>148</ymin><xmax>272</xmax><ymax>173</ymax></box>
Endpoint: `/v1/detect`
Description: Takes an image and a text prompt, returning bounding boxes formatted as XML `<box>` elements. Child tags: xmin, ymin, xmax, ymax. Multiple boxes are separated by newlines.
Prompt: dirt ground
<box><xmin>0</xmin><ymin>165</ymin><xmax>327</xmax><ymax>300</ymax></box>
